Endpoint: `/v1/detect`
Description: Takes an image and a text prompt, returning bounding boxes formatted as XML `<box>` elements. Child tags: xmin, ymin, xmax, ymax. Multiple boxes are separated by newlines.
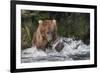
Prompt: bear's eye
<box><xmin>47</xmin><ymin>32</ymin><xmax>51</xmax><ymax>34</ymax></box>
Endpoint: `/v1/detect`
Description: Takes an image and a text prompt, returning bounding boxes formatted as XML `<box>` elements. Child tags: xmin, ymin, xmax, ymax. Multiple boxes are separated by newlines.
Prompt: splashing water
<box><xmin>21</xmin><ymin>37</ymin><xmax>90</xmax><ymax>63</ymax></box>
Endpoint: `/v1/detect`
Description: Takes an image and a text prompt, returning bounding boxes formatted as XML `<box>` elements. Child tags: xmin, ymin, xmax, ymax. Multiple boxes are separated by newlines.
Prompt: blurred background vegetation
<box><xmin>21</xmin><ymin>10</ymin><xmax>90</xmax><ymax>49</ymax></box>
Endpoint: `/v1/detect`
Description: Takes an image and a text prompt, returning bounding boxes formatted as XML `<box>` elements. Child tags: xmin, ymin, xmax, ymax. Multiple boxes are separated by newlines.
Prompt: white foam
<box><xmin>21</xmin><ymin>37</ymin><xmax>90</xmax><ymax>62</ymax></box>
<box><xmin>22</xmin><ymin>47</ymin><xmax>47</xmax><ymax>58</ymax></box>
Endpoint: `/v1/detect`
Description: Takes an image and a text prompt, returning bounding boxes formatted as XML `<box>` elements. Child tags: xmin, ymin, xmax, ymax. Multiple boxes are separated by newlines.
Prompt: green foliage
<box><xmin>21</xmin><ymin>10</ymin><xmax>90</xmax><ymax>49</ymax></box>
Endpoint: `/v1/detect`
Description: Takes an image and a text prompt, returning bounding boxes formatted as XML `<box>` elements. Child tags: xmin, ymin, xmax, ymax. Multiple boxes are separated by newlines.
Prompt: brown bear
<box><xmin>32</xmin><ymin>19</ymin><xmax>57</xmax><ymax>51</ymax></box>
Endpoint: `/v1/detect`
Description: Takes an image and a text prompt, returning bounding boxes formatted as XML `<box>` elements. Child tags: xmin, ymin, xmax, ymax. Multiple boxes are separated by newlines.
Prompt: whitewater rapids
<box><xmin>21</xmin><ymin>37</ymin><xmax>90</xmax><ymax>63</ymax></box>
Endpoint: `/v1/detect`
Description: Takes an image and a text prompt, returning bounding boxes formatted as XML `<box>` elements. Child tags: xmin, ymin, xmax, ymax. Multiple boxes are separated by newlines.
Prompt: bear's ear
<box><xmin>38</xmin><ymin>20</ymin><xmax>43</xmax><ymax>24</ymax></box>
<box><xmin>52</xmin><ymin>19</ymin><xmax>56</xmax><ymax>24</ymax></box>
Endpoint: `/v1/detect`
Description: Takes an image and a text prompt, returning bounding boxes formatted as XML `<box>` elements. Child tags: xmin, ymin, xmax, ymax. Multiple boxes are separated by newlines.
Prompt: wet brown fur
<box><xmin>32</xmin><ymin>20</ymin><xmax>57</xmax><ymax>50</ymax></box>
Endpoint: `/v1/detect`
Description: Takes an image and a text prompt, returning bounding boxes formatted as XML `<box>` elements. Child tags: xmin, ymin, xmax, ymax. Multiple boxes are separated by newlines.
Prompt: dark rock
<box><xmin>55</xmin><ymin>42</ymin><xmax>64</xmax><ymax>52</ymax></box>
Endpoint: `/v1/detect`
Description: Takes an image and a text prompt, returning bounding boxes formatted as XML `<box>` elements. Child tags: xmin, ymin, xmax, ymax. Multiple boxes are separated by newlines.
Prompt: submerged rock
<box><xmin>55</xmin><ymin>42</ymin><xmax>64</xmax><ymax>52</ymax></box>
